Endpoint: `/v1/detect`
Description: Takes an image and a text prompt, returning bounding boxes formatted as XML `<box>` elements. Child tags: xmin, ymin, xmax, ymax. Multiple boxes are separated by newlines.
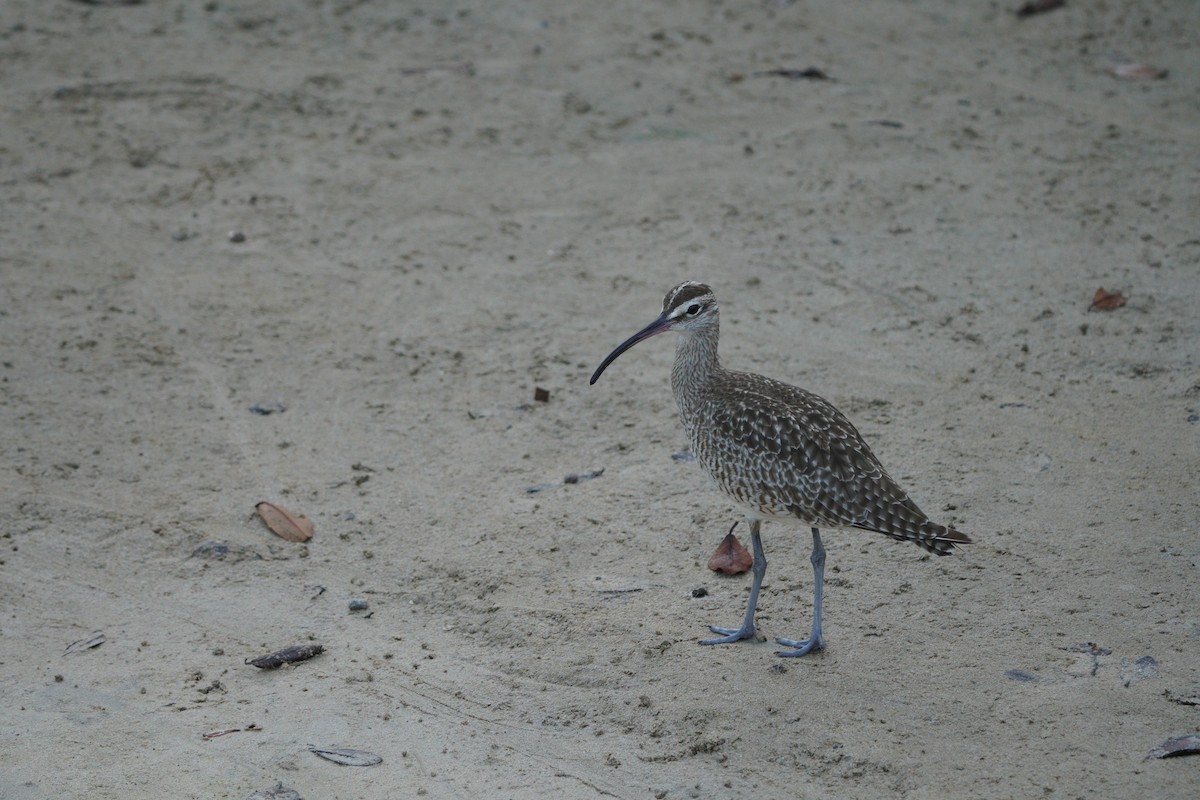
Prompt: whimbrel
<box><xmin>590</xmin><ymin>282</ymin><xmax>971</xmax><ymax>657</ymax></box>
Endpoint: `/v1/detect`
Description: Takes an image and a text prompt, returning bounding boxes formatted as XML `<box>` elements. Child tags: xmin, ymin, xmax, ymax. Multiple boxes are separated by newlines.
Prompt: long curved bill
<box><xmin>589</xmin><ymin>314</ymin><xmax>673</xmax><ymax>385</ymax></box>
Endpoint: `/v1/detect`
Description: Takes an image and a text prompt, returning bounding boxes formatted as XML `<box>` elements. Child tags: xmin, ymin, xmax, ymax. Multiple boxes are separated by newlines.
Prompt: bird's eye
<box><xmin>686</xmin><ymin>304</ymin><xmax>701</xmax><ymax>316</ymax></box>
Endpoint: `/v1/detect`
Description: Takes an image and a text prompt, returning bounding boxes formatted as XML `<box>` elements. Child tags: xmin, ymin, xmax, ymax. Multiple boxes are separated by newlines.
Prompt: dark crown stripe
<box><xmin>664</xmin><ymin>281</ymin><xmax>713</xmax><ymax>313</ymax></box>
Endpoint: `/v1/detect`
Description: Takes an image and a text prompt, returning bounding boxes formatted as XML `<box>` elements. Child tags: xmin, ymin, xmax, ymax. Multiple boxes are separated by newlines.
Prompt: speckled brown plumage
<box><xmin>681</xmin><ymin>367</ymin><xmax>968</xmax><ymax>555</ymax></box>
<box><xmin>591</xmin><ymin>281</ymin><xmax>971</xmax><ymax>657</ymax></box>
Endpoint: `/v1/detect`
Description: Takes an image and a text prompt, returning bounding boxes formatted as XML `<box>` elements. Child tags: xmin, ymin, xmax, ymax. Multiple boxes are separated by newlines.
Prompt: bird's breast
<box><xmin>684</xmin><ymin>415</ymin><xmax>818</xmax><ymax>523</ymax></box>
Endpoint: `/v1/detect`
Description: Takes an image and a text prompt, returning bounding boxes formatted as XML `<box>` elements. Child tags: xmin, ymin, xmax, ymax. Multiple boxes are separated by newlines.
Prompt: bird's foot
<box><xmin>699</xmin><ymin>624</ymin><xmax>757</xmax><ymax>646</ymax></box>
<box><xmin>774</xmin><ymin>635</ymin><xmax>825</xmax><ymax>658</ymax></box>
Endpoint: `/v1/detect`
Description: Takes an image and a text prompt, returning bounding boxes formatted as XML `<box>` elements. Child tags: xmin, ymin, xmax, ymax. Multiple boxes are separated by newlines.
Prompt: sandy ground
<box><xmin>2</xmin><ymin>1</ymin><xmax>1199</xmax><ymax>798</ymax></box>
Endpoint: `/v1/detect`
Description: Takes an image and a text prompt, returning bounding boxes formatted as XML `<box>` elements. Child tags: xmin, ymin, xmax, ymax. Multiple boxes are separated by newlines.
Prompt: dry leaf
<box><xmin>1105</xmin><ymin>62</ymin><xmax>1168</xmax><ymax>81</ymax></box>
<box><xmin>202</xmin><ymin>728</ymin><xmax>242</xmax><ymax>739</ymax></box>
<box><xmin>708</xmin><ymin>528</ymin><xmax>753</xmax><ymax>575</ymax></box>
<box><xmin>1089</xmin><ymin>287</ymin><xmax>1126</xmax><ymax>311</ymax></box>
<box><xmin>1164</xmin><ymin>687</ymin><xmax>1200</xmax><ymax>707</ymax></box>
<box><xmin>754</xmin><ymin>67</ymin><xmax>830</xmax><ymax>81</ymax></box>
<box><xmin>248</xmin><ymin>403</ymin><xmax>286</xmax><ymax>415</ymax></box>
<box><xmin>1146</xmin><ymin>734</ymin><xmax>1200</xmax><ymax>760</ymax></box>
<box><xmin>1121</xmin><ymin>655</ymin><xmax>1159</xmax><ymax>687</ymax></box>
<box><xmin>203</xmin><ymin>723</ymin><xmax>262</xmax><ymax>740</ymax></box>
<box><xmin>530</xmin><ymin>468</ymin><xmax>606</xmax><ymax>493</ymax></box>
<box><xmin>308</xmin><ymin>745</ymin><xmax>383</xmax><ymax>766</ymax></box>
<box><xmin>397</xmin><ymin>61</ymin><xmax>474</xmax><ymax>77</ymax></box>
<box><xmin>63</xmin><ymin>632</ymin><xmax>106</xmax><ymax>656</ymax></box>
<box><xmin>245</xmin><ymin>783</ymin><xmax>300</xmax><ymax>800</ymax></box>
<box><xmin>1016</xmin><ymin>0</ymin><xmax>1064</xmax><ymax>19</ymax></box>
<box><xmin>256</xmin><ymin>501</ymin><xmax>314</xmax><ymax>542</ymax></box>
<box><xmin>245</xmin><ymin>643</ymin><xmax>324</xmax><ymax>669</ymax></box>
<box><xmin>563</xmin><ymin>468</ymin><xmax>604</xmax><ymax>485</ymax></box>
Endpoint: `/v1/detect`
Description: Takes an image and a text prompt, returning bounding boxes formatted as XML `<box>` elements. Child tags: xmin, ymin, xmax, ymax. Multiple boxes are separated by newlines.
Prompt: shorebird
<box><xmin>590</xmin><ymin>281</ymin><xmax>971</xmax><ymax>657</ymax></box>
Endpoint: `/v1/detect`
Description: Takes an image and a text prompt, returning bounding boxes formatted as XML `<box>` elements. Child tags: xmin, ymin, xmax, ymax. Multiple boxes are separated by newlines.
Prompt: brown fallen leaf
<box><xmin>202</xmin><ymin>723</ymin><xmax>262</xmax><ymax>740</ymax></box>
<box><xmin>245</xmin><ymin>643</ymin><xmax>325</xmax><ymax>669</ymax></box>
<box><xmin>708</xmin><ymin>525</ymin><xmax>753</xmax><ymax>575</ymax></box>
<box><xmin>1089</xmin><ymin>287</ymin><xmax>1126</xmax><ymax>312</ymax></box>
<box><xmin>1105</xmin><ymin>62</ymin><xmax>1168</xmax><ymax>81</ymax></box>
<box><xmin>202</xmin><ymin>728</ymin><xmax>242</xmax><ymax>740</ymax></box>
<box><xmin>256</xmin><ymin>501</ymin><xmax>314</xmax><ymax>542</ymax></box>
<box><xmin>1145</xmin><ymin>734</ymin><xmax>1200</xmax><ymax>760</ymax></box>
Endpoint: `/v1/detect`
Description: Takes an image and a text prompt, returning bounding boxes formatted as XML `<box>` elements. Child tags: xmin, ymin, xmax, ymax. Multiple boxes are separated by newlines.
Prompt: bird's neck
<box><xmin>671</xmin><ymin>322</ymin><xmax>721</xmax><ymax>417</ymax></box>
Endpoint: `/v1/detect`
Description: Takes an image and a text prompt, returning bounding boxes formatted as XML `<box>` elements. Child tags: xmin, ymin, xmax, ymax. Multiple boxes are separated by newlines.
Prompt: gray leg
<box><xmin>775</xmin><ymin>528</ymin><xmax>826</xmax><ymax>657</ymax></box>
<box><xmin>700</xmin><ymin>520</ymin><xmax>765</xmax><ymax>645</ymax></box>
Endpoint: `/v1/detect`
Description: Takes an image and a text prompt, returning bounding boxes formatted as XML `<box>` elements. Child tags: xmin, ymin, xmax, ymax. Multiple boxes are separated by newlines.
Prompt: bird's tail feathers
<box><xmin>914</xmin><ymin>523</ymin><xmax>971</xmax><ymax>556</ymax></box>
<box><xmin>864</xmin><ymin>521</ymin><xmax>972</xmax><ymax>556</ymax></box>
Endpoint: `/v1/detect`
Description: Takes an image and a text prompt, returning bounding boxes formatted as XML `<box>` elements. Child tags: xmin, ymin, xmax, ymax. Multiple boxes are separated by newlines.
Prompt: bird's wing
<box><xmin>710</xmin><ymin>374</ymin><xmax>928</xmax><ymax>533</ymax></box>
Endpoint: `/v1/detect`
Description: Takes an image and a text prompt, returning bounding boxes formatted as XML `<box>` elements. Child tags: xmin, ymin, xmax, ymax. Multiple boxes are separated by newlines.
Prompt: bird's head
<box><xmin>589</xmin><ymin>281</ymin><xmax>718</xmax><ymax>385</ymax></box>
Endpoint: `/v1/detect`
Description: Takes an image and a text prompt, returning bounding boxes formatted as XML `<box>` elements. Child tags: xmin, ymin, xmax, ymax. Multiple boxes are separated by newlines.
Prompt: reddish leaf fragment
<box><xmin>203</xmin><ymin>723</ymin><xmax>262</xmax><ymax>739</ymax></box>
<box><xmin>1089</xmin><ymin>287</ymin><xmax>1126</xmax><ymax>312</ymax></box>
<box><xmin>1016</xmin><ymin>0</ymin><xmax>1064</xmax><ymax>18</ymax></box>
<box><xmin>245</xmin><ymin>643</ymin><xmax>324</xmax><ymax>669</ymax></box>
<box><xmin>202</xmin><ymin>728</ymin><xmax>242</xmax><ymax>739</ymax></box>
<box><xmin>1146</xmin><ymin>734</ymin><xmax>1200</xmax><ymax>760</ymax></box>
<box><xmin>256</xmin><ymin>501</ymin><xmax>314</xmax><ymax>542</ymax></box>
<box><xmin>1104</xmin><ymin>61</ymin><xmax>1168</xmax><ymax>81</ymax></box>
<box><xmin>708</xmin><ymin>529</ymin><xmax>753</xmax><ymax>575</ymax></box>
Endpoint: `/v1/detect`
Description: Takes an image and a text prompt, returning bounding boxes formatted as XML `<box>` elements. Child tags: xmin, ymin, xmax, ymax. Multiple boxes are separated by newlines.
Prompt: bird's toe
<box><xmin>774</xmin><ymin>636</ymin><xmax>824</xmax><ymax>657</ymax></box>
<box><xmin>700</xmin><ymin>624</ymin><xmax>757</xmax><ymax>645</ymax></box>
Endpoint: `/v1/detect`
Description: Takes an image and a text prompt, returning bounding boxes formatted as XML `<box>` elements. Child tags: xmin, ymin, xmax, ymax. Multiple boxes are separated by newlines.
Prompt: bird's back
<box><xmin>679</xmin><ymin>368</ymin><xmax>968</xmax><ymax>555</ymax></box>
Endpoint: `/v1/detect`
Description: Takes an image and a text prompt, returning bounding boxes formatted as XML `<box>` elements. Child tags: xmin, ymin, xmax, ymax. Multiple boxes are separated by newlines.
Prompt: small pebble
<box><xmin>228</xmin><ymin>230</ymin><xmax>246</xmax><ymax>243</ymax></box>
<box><xmin>349</xmin><ymin>598</ymin><xmax>369</xmax><ymax>611</ymax></box>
